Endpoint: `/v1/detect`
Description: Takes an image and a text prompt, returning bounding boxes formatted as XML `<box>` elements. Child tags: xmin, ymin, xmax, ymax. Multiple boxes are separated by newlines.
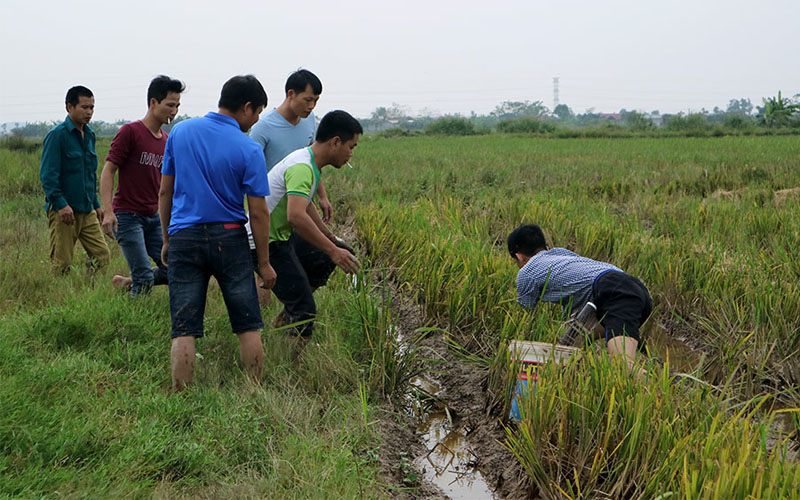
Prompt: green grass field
<box><xmin>0</xmin><ymin>137</ymin><xmax>395</xmax><ymax>499</ymax></box>
<box><xmin>1</xmin><ymin>133</ymin><xmax>799</xmax><ymax>498</ymax></box>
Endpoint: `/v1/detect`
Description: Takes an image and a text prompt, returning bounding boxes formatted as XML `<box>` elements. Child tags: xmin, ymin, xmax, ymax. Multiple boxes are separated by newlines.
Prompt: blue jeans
<box><xmin>167</xmin><ymin>223</ymin><xmax>263</xmax><ymax>339</ymax></box>
<box><xmin>114</xmin><ymin>211</ymin><xmax>167</xmax><ymax>297</ymax></box>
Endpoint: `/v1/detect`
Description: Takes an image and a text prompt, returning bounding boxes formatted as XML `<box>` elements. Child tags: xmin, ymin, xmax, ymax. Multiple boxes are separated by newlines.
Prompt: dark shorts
<box><xmin>264</xmin><ymin>233</ymin><xmax>335</xmax><ymax>337</ymax></box>
<box><xmin>167</xmin><ymin>223</ymin><xmax>263</xmax><ymax>339</ymax></box>
<box><xmin>592</xmin><ymin>270</ymin><xmax>653</xmax><ymax>342</ymax></box>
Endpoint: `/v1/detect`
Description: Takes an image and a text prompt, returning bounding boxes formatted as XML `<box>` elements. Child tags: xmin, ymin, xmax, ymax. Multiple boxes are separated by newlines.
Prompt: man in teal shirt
<box><xmin>40</xmin><ymin>85</ymin><xmax>110</xmax><ymax>273</ymax></box>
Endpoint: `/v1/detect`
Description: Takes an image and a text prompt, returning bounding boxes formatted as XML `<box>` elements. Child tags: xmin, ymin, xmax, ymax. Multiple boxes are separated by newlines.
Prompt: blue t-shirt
<box><xmin>248</xmin><ymin>109</ymin><xmax>316</xmax><ymax>170</ymax></box>
<box><xmin>162</xmin><ymin>112</ymin><xmax>268</xmax><ymax>235</ymax></box>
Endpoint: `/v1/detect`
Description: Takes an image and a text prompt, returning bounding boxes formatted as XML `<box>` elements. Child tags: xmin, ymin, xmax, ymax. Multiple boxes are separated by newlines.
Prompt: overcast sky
<box><xmin>1</xmin><ymin>0</ymin><xmax>798</xmax><ymax>124</ymax></box>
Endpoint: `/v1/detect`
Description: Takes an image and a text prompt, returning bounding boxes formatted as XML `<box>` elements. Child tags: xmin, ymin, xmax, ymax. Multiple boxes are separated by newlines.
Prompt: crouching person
<box><xmin>263</xmin><ymin>110</ymin><xmax>362</xmax><ymax>349</ymax></box>
<box><xmin>159</xmin><ymin>75</ymin><xmax>276</xmax><ymax>390</ymax></box>
<box><xmin>508</xmin><ymin>224</ymin><xmax>653</xmax><ymax>370</ymax></box>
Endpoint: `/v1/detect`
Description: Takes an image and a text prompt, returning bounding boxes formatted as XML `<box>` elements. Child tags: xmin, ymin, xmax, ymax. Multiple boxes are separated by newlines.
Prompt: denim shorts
<box><xmin>167</xmin><ymin>223</ymin><xmax>263</xmax><ymax>338</ymax></box>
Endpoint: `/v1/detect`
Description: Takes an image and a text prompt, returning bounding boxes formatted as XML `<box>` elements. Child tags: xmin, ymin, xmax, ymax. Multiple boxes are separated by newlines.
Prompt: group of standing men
<box><xmin>40</xmin><ymin>70</ymin><xmax>362</xmax><ymax>390</ymax></box>
<box><xmin>41</xmin><ymin>70</ymin><xmax>652</xmax><ymax>387</ymax></box>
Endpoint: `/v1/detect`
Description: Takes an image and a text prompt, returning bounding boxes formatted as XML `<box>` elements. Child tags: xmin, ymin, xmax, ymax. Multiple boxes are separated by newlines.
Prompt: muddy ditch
<box><xmin>365</xmin><ymin>276</ymin><xmax>534</xmax><ymax>500</ymax></box>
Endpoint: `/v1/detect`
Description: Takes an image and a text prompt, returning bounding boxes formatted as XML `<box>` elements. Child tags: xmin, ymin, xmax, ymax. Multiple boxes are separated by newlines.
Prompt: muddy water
<box><xmin>410</xmin><ymin>376</ymin><xmax>498</xmax><ymax>500</ymax></box>
<box><xmin>765</xmin><ymin>409</ymin><xmax>800</xmax><ymax>459</ymax></box>
<box><xmin>646</xmin><ymin>322</ymin><xmax>703</xmax><ymax>373</ymax></box>
<box><xmin>772</xmin><ymin>411</ymin><xmax>798</xmax><ymax>437</ymax></box>
<box><xmin>409</xmin><ymin>375</ymin><xmax>441</xmax><ymax>397</ymax></box>
<box><xmin>415</xmin><ymin>412</ymin><xmax>496</xmax><ymax>499</ymax></box>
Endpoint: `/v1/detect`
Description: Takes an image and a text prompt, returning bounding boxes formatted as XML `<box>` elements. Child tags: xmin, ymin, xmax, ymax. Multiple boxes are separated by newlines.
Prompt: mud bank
<box><xmin>371</xmin><ymin>277</ymin><xmax>535</xmax><ymax>500</ymax></box>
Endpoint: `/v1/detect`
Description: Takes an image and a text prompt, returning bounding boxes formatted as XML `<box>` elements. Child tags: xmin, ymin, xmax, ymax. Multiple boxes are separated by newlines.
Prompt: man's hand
<box><xmin>257</xmin><ymin>263</ymin><xmax>277</xmax><ymax>289</ymax></box>
<box><xmin>330</xmin><ymin>247</ymin><xmax>360</xmax><ymax>275</ymax></box>
<box><xmin>96</xmin><ymin>207</ymin><xmax>104</xmax><ymax>225</ymax></box>
<box><xmin>319</xmin><ymin>197</ymin><xmax>333</xmax><ymax>224</ymax></box>
<box><xmin>331</xmin><ymin>235</ymin><xmax>355</xmax><ymax>255</ymax></box>
<box><xmin>101</xmin><ymin>210</ymin><xmax>118</xmax><ymax>237</ymax></box>
<box><xmin>161</xmin><ymin>241</ymin><xmax>169</xmax><ymax>266</ymax></box>
<box><xmin>58</xmin><ymin>205</ymin><xmax>75</xmax><ymax>225</ymax></box>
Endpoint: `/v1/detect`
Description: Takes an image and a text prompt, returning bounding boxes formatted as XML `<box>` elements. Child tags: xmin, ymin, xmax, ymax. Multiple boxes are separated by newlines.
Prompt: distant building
<box><xmin>597</xmin><ymin>113</ymin><xmax>622</xmax><ymax>122</ymax></box>
<box><xmin>362</xmin><ymin>117</ymin><xmax>418</xmax><ymax>133</ymax></box>
<box><xmin>648</xmin><ymin>114</ymin><xmax>664</xmax><ymax>127</ymax></box>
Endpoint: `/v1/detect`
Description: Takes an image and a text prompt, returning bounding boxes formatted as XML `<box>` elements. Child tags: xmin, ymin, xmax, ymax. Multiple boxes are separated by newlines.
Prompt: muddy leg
<box><xmin>238</xmin><ymin>330</ymin><xmax>264</xmax><ymax>381</ymax></box>
<box><xmin>607</xmin><ymin>336</ymin><xmax>646</xmax><ymax>377</ymax></box>
<box><xmin>171</xmin><ymin>336</ymin><xmax>196</xmax><ymax>391</ymax></box>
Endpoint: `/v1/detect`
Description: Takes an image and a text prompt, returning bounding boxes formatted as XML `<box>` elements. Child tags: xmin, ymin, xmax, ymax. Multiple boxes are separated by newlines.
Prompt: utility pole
<box><xmin>553</xmin><ymin>77</ymin><xmax>560</xmax><ymax>110</ymax></box>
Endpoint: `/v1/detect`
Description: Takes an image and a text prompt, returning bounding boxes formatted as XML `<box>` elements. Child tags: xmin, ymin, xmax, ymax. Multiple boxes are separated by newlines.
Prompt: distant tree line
<box><xmin>364</xmin><ymin>91</ymin><xmax>800</xmax><ymax>138</ymax></box>
<box><xmin>5</xmin><ymin>114</ymin><xmax>192</xmax><ymax>139</ymax></box>
<box><xmin>5</xmin><ymin>92</ymin><xmax>799</xmax><ymax>139</ymax></box>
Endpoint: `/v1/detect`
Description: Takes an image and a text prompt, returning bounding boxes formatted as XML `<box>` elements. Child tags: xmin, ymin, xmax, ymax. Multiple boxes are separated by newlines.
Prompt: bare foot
<box><xmin>112</xmin><ymin>275</ymin><xmax>132</xmax><ymax>290</ymax></box>
<box><xmin>272</xmin><ymin>309</ymin><xmax>288</xmax><ymax>328</ymax></box>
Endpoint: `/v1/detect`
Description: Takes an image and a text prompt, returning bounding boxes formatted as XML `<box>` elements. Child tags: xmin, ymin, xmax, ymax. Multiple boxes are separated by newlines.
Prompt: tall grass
<box><xmin>505</xmin><ymin>350</ymin><xmax>799</xmax><ymax>499</ymax></box>
<box><xmin>3</xmin><ymin>132</ymin><xmax>800</xmax><ymax>496</ymax></box>
<box><xmin>338</xmin><ymin>135</ymin><xmax>800</xmax><ymax>400</ymax></box>
<box><xmin>346</xmin><ymin>265</ymin><xmax>426</xmax><ymax>400</ymax></box>
<box><xmin>330</xmin><ymin>134</ymin><xmax>800</xmax><ymax>495</ymax></box>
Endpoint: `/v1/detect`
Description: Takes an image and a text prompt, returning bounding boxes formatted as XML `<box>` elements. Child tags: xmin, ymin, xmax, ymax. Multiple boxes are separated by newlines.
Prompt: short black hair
<box><xmin>218</xmin><ymin>75</ymin><xmax>268</xmax><ymax>113</ymax></box>
<box><xmin>147</xmin><ymin>75</ymin><xmax>185</xmax><ymax>105</ymax></box>
<box><xmin>507</xmin><ymin>224</ymin><xmax>547</xmax><ymax>257</ymax></box>
<box><xmin>285</xmin><ymin>69</ymin><xmax>322</xmax><ymax>96</ymax></box>
<box><xmin>66</xmin><ymin>86</ymin><xmax>93</xmax><ymax>107</ymax></box>
<box><xmin>316</xmin><ymin>110</ymin><xmax>363</xmax><ymax>143</ymax></box>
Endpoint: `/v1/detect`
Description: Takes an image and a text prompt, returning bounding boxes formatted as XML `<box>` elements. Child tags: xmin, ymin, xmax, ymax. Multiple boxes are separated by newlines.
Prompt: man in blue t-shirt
<box><xmin>159</xmin><ymin>75</ymin><xmax>276</xmax><ymax>391</ymax></box>
<box><xmin>249</xmin><ymin>69</ymin><xmax>333</xmax><ymax>223</ymax></box>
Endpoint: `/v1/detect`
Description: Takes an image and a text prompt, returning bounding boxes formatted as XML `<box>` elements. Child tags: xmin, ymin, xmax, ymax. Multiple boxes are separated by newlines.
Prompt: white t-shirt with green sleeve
<box><xmin>269</xmin><ymin>147</ymin><xmax>321</xmax><ymax>242</ymax></box>
<box><xmin>247</xmin><ymin>147</ymin><xmax>321</xmax><ymax>248</ymax></box>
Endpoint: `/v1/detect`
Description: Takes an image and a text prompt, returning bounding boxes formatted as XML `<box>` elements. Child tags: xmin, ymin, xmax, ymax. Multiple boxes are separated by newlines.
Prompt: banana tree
<box><xmin>758</xmin><ymin>91</ymin><xmax>800</xmax><ymax>127</ymax></box>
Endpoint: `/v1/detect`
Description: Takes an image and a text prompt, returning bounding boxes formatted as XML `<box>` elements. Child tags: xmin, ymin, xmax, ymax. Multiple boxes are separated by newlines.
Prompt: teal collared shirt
<box><xmin>39</xmin><ymin>116</ymin><xmax>100</xmax><ymax>213</ymax></box>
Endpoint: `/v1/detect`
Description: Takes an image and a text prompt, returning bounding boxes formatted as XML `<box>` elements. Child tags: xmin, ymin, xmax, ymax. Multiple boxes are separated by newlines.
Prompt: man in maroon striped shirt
<box><xmin>100</xmin><ymin>75</ymin><xmax>185</xmax><ymax>296</ymax></box>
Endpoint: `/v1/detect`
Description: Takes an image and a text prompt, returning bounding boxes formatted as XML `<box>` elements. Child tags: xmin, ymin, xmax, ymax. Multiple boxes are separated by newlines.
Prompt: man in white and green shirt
<box><xmin>258</xmin><ymin>110</ymin><xmax>363</xmax><ymax>340</ymax></box>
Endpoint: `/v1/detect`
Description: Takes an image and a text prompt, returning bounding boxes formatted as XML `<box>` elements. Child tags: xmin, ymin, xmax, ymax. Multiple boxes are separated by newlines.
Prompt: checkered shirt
<box><xmin>516</xmin><ymin>248</ymin><xmax>621</xmax><ymax>312</ymax></box>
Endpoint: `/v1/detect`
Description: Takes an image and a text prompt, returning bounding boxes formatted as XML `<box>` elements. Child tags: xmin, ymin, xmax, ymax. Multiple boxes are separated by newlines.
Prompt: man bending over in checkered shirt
<box><xmin>508</xmin><ymin>223</ymin><xmax>653</xmax><ymax>370</ymax></box>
